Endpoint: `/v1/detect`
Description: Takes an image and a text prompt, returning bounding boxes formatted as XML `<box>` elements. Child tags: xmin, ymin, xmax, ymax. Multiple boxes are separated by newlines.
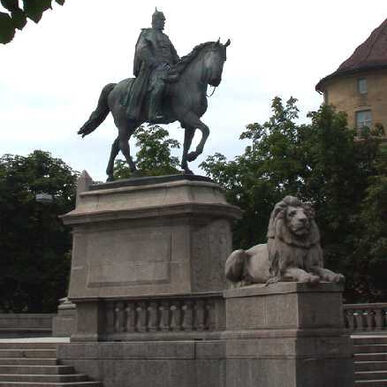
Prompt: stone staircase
<box><xmin>354</xmin><ymin>335</ymin><xmax>387</xmax><ymax>386</ymax></box>
<box><xmin>0</xmin><ymin>341</ymin><xmax>102</xmax><ymax>387</ymax></box>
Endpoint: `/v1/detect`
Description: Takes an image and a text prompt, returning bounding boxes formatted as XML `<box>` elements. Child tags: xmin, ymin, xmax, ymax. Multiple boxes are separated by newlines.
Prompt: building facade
<box><xmin>316</xmin><ymin>19</ymin><xmax>387</xmax><ymax>135</ymax></box>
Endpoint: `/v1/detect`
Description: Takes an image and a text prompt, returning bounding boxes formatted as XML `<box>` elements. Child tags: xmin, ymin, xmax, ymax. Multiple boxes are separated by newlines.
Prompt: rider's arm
<box><xmin>170</xmin><ymin>43</ymin><xmax>179</xmax><ymax>64</ymax></box>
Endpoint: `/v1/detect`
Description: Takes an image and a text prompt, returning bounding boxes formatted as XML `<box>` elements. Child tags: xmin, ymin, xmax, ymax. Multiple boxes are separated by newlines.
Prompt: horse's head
<box><xmin>203</xmin><ymin>39</ymin><xmax>231</xmax><ymax>87</ymax></box>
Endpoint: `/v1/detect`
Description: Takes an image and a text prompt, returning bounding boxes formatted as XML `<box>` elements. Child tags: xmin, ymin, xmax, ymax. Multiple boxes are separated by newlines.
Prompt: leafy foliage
<box><xmin>113</xmin><ymin>125</ymin><xmax>180</xmax><ymax>179</ymax></box>
<box><xmin>201</xmin><ymin>97</ymin><xmax>385</xmax><ymax>302</ymax></box>
<box><xmin>0</xmin><ymin>0</ymin><xmax>65</xmax><ymax>44</ymax></box>
<box><xmin>0</xmin><ymin>150</ymin><xmax>77</xmax><ymax>312</ymax></box>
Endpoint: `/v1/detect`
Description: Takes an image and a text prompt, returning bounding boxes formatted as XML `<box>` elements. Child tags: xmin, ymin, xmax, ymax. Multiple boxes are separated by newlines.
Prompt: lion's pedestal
<box><xmin>224</xmin><ymin>282</ymin><xmax>354</xmax><ymax>387</ymax></box>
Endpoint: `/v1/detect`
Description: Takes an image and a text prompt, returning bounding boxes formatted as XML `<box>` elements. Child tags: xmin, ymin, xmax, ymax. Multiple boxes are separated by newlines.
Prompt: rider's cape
<box><xmin>124</xmin><ymin>30</ymin><xmax>152</xmax><ymax>120</ymax></box>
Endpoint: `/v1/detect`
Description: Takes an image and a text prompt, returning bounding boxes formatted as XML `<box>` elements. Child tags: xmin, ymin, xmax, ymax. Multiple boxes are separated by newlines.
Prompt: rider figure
<box><xmin>130</xmin><ymin>9</ymin><xmax>180</xmax><ymax>122</ymax></box>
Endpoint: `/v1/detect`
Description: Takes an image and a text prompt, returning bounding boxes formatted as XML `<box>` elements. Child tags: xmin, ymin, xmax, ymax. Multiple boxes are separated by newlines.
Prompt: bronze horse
<box><xmin>78</xmin><ymin>39</ymin><xmax>230</xmax><ymax>181</ymax></box>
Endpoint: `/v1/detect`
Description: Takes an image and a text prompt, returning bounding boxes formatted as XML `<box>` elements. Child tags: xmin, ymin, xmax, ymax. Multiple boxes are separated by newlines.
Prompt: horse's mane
<box><xmin>174</xmin><ymin>41</ymin><xmax>215</xmax><ymax>74</ymax></box>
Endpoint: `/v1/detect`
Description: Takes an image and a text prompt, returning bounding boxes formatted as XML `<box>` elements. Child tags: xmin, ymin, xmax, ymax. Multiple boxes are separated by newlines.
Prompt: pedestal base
<box><xmin>61</xmin><ymin>174</ymin><xmax>240</xmax><ymax>342</ymax></box>
<box><xmin>223</xmin><ymin>282</ymin><xmax>354</xmax><ymax>387</ymax></box>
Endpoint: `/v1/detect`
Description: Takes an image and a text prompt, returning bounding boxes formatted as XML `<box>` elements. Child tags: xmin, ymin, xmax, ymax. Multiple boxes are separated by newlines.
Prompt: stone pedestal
<box><xmin>223</xmin><ymin>282</ymin><xmax>354</xmax><ymax>387</ymax></box>
<box><xmin>52</xmin><ymin>298</ymin><xmax>76</xmax><ymax>337</ymax></box>
<box><xmin>59</xmin><ymin>174</ymin><xmax>353</xmax><ymax>387</ymax></box>
<box><xmin>61</xmin><ymin>173</ymin><xmax>241</xmax><ymax>342</ymax></box>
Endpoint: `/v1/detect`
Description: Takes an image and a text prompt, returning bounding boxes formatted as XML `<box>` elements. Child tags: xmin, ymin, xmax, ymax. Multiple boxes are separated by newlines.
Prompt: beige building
<box><xmin>316</xmin><ymin>19</ymin><xmax>387</xmax><ymax>135</ymax></box>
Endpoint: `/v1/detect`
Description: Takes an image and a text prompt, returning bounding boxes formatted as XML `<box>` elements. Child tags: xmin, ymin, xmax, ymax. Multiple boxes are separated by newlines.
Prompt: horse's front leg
<box><xmin>181</xmin><ymin>126</ymin><xmax>195</xmax><ymax>174</ymax></box>
<box><xmin>182</xmin><ymin>114</ymin><xmax>210</xmax><ymax>162</ymax></box>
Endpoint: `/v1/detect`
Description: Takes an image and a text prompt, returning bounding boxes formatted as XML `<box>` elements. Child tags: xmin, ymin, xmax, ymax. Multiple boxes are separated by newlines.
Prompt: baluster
<box><xmin>182</xmin><ymin>300</ymin><xmax>193</xmax><ymax>331</ymax></box>
<box><xmin>206</xmin><ymin>300</ymin><xmax>215</xmax><ymax>331</ymax></box>
<box><xmin>159</xmin><ymin>301</ymin><xmax>170</xmax><ymax>331</ymax></box>
<box><xmin>114</xmin><ymin>301</ymin><xmax>125</xmax><ymax>333</ymax></box>
<box><xmin>136</xmin><ymin>301</ymin><xmax>147</xmax><ymax>332</ymax></box>
<box><xmin>170</xmin><ymin>301</ymin><xmax>182</xmax><ymax>331</ymax></box>
<box><xmin>374</xmin><ymin>308</ymin><xmax>384</xmax><ymax>331</ymax></box>
<box><xmin>345</xmin><ymin>310</ymin><xmax>355</xmax><ymax>331</ymax></box>
<box><xmin>147</xmin><ymin>301</ymin><xmax>159</xmax><ymax>332</ymax></box>
<box><xmin>354</xmin><ymin>310</ymin><xmax>365</xmax><ymax>331</ymax></box>
<box><xmin>194</xmin><ymin>299</ymin><xmax>205</xmax><ymax>331</ymax></box>
<box><xmin>365</xmin><ymin>309</ymin><xmax>374</xmax><ymax>331</ymax></box>
<box><xmin>125</xmin><ymin>302</ymin><xmax>136</xmax><ymax>333</ymax></box>
<box><xmin>105</xmin><ymin>302</ymin><xmax>115</xmax><ymax>334</ymax></box>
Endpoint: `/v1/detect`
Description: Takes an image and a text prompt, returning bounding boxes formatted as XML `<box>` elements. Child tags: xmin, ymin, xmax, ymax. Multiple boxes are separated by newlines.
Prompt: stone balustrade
<box><xmin>343</xmin><ymin>303</ymin><xmax>387</xmax><ymax>332</ymax></box>
<box><xmin>0</xmin><ymin>313</ymin><xmax>54</xmax><ymax>337</ymax></box>
<box><xmin>104</xmin><ymin>294</ymin><xmax>225</xmax><ymax>336</ymax></box>
<box><xmin>71</xmin><ymin>293</ymin><xmax>226</xmax><ymax>341</ymax></box>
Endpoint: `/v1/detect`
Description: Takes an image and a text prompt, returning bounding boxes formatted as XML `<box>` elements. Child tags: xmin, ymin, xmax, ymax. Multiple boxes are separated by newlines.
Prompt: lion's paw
<box><xmin>333</xmin><ymin>274</ymin><xmax>345</xmax><ymax>283</ymax></box>
<box><xmin>300</xmin><ymin>274</ymin><xmax>320</xmax><ymax>285</ymax></box>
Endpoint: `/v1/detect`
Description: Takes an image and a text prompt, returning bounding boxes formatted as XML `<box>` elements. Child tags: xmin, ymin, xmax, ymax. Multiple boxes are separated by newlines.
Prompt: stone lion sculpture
<box><xmin>225</xmin><ymin>196</ymin><xmax>345</xmax><ymax>285</ymax></box>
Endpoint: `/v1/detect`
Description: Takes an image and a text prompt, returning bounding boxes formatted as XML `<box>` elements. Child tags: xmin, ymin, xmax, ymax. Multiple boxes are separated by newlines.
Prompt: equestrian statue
<box><xmin>78</xmin><ymin>9</ymin><xmax>230</xmax><ymax>181</ymax></box>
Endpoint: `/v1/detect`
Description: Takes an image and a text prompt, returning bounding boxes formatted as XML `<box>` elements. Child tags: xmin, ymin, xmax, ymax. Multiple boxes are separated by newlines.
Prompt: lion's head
<box><xmin>267</xmin><ymin>196</ymin><xmax>320</xmax><ymax>248</ymax></box>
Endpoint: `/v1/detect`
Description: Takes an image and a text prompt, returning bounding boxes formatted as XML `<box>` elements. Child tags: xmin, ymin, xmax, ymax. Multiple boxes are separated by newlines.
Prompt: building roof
<box><xmin>316</xmin><ymin>18</ymin><xmax>387</xmax><ymax>92</ymax></box>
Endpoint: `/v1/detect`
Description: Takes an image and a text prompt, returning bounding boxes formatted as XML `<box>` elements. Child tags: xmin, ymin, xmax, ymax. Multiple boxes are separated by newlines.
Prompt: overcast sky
<box><xmin>1</xmin><ymin>0</ymin><xmax>386</xmax><ymax>181</ymax></box>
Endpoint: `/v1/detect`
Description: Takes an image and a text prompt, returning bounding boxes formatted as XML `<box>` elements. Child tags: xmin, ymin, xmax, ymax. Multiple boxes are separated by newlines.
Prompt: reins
<box><xmin>206</xmin><ymin>86</ymin><xmax>217</xmax><ymax>97</ymax></box>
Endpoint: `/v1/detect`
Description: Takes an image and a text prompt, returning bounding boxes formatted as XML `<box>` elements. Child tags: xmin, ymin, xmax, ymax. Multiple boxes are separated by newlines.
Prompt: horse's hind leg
<box><xmin>106</xmin><ymin>136</ymin><xmax>120</xmax><ymax>181</ymax></box>
<box><xmin>181</xmin><ymin>126</ymin><xmax>195</xmax><ymax>174</ymax></box>
<box><xmin>118</xmin><ymin>123</ymin><xmax>137</xmax><ymax>173</ymax></box>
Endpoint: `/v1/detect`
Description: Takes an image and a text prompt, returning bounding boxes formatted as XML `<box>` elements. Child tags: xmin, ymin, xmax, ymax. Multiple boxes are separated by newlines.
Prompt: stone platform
<box><xmin>59</xmin><ymin>174</ymin><xmax>353</xmax><ymax>386</ymax></box>
<box><xmin>61</xmin><ymin>173</ymin><xmax>241</xmax><ymax>342</ymax></box>
<box><xmin>224</xmin><ymin>282</ymin><xmax>354</xmax><ymax>387</ymax></box>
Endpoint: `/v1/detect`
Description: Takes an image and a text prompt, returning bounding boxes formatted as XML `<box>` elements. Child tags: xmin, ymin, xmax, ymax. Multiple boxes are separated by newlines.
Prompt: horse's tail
<box><xmin>78</xmin><ymin>83</ymin><xmax>116</xmax><ymax>137</ymax></box>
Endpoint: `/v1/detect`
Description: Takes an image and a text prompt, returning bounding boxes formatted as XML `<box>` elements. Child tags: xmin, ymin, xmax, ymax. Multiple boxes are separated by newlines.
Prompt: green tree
<box><xmin>113</xmin><ymin>125</ymin><xmax>180</xmax><ymax>179</ymax></box>
<box><xmin>201</xmin><ymin>97</ymin><xmax>384</xmax><ymax>302</ymax></box>
<box><xmin>0</xmin><ymin>150</ymin><xmax>77</xmax><ymax>312</ymax></box>
<box><xmin>0</xmin><ymin>0</ymin><xmax>65</xmax><ymax>44</ymax></box>
<box><xmin>355</xmin><ymin>143</ymin><xmax>387</xmax><ymax>300</ymax></box>
<box><xmin>201</xmin><ymin>97</ymin><xmax>308</xmax><ymax>248</ymax></box>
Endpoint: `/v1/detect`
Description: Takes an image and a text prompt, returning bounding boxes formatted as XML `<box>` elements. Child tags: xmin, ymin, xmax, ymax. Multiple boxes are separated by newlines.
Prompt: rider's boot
<box><xmin>148</xmin><ymin>83</ymin><xmax>164</xmax><ymax>123</ymax></box>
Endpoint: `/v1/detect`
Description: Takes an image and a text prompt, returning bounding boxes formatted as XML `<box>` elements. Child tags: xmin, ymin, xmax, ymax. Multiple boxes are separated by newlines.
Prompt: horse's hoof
<box><xmin>186</xmin><ymin>152</ymin><xmax>197</xmax><ymax>162</ymax></box>
<box><xmin>106</xmin><ymin>175</ymin><xmax>115</xmax><ymax>182</ymax></box>
<box><xmin>183</xmin><ymin>169</ymin><xmax>194</xmax><ymax>175</ymax></box>
<box><xmin>130</xmin><ymin>170</ymin><xmax>142</xmax><ymax>177</ymax></box>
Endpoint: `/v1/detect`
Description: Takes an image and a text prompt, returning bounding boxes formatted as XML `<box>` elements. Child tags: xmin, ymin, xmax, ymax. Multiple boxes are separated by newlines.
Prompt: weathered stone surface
<box><xmin>224</xmin><ymin>282</ymin><xmax>344</xmax><ymax>330</ymax></box>
<box><xmin>52</xmin><ymin>298</ymin><xmax>76</xmax><ymax>337</ymax></box>
<box><xmin>223</xmin><ymin>282</ymin><xmax>354</xmax><ymax>387</ymax></box>
<box><xmin>58</xmin><ymin>341</ymin><xmax>225</xmax><ymax>387</ymax></box>
<box><xmin>62</xmin><ymin>174</ymin><xmax>240</xmax><ymax>301</ymax></box>
<box><xmin>0</xmin><ymin>314</ymin><xmax>54</xmax><ymax>338</ymax></box>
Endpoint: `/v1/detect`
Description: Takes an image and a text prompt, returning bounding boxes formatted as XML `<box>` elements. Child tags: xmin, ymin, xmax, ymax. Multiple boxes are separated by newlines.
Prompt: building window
<box><xmin>357</xmin><ymin>78</ymin><xmax>367</xmax><ymax>94</ymax></box>
<box><xmin>356</xmin><ymin>110</ymin><xmax>372</xmax><ymax>129</ymax></box>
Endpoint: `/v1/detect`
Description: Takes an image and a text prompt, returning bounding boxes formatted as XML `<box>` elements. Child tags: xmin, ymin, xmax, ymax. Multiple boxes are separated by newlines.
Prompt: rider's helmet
<box><xmin>152</xmin><ymin>8</ymin><xmax>166</xmax><ymax>30</ymax></box>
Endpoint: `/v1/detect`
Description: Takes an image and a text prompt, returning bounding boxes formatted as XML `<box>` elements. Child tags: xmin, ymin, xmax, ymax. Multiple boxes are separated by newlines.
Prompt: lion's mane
<box><xmin>266</xmin><ymin>196</ymin><xmax>323</xmax><ymax>280</ymax></box>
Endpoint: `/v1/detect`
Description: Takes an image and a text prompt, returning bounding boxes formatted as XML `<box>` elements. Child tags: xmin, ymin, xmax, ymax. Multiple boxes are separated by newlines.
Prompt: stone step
<box><xmin>0</xmin><ymin>382</ymin><xmax>102</xmax><ymax>387</ymax></box>
<box><xmin>355</xmin><ymin>380</ymin><xmax>387</xmax><ymax>387</ymax></box>
<box><xmin>355</xmin><ymin>344</ymin><xmax>387</xmax><ymax>353</ymax></box>
<box><xmin>0</xmin><ymin>366</ymin><xmax>74</xmax><ymax>375</ymax></box>
<box><xmin>355</xmin><ymin>361</ymin><xmax>387</xmax><ymax>371</ymax></box>
<box><xmin>0</xmin><ymin>350</ymin><xmax>56</xmax><ymax>359</ymax></box>
<box><xmin>0</xmin><ymin>374</ymin><xmax>88</xmax><ymax>383</ymax></box>
<box><xmin>355</xmin><ymin>370</ymin><xmax>387</xmax><ymax>380</ymax></box>
<box><xmin>0</xmin><ymin>359</ymin><xmax>58</xmax><ymax>366</ymax></box>
<box><xmin>353</xmin><ymin>337</ymin><xmax>387</xmax><ymax>345</ymax></box>
<box><xmin>0</xmin><ymin>344</ymin><xmax>58</xmax><ymax>350</ymax></box>
<box><xmin>355</xmin><ymin>353</ymin><xmax>387</xmax><ymax>361</ymax></box>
